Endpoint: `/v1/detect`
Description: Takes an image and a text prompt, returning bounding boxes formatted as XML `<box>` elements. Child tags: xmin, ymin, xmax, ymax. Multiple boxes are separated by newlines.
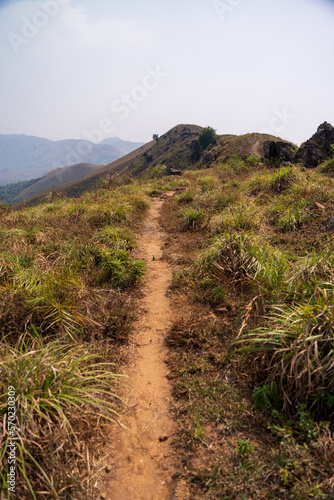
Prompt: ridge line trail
<box><xmin>103</xmin><ymin>192</ymin><xmax>177</xmax><ymax>500</ymax></box>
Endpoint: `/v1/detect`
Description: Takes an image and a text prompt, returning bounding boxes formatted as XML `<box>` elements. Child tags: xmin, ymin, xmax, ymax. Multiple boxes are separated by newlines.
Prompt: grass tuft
<box><xmin>0</xmin><ymin>331</ymin><xmax>124</xmax><ymax>498</ymax></box>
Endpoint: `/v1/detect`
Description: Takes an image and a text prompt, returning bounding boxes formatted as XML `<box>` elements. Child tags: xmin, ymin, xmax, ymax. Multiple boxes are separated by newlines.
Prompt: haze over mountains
<box><xmin>0</xmin><ymin>134</ymin><xmax>144</xmax><ymax>185</ymax></box>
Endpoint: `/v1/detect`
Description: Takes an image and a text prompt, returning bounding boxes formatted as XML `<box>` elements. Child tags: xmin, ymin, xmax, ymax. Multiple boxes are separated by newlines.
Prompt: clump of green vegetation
<box><xmin>247</xmin><ymin>173</ymin><xmax>271</xmax><ymax>195</ymax></box>
<box><xmin>238</xmin><ymin>287</ymin><xmax>334</xmax><ymax>416</ymax></box>
<box><xmin>213</xmin><ymin>192</ymin><xmax>238</xmax><ymax>211</ymax></box>
<box><xmin>235</xmin><ymin>439</ymin><xmax>254</xmax><ymax>459</ymax></box>
<box><xmin>320</xmin><ymin>157</ymin><xmax>334</xmax><ymax>175</ymax></box>
<box><xmin>247</xmin><ymin>165</ymin><xmax>300</xmax><ymax>196</ymax></box>
<box><xmin>196</xmin><ymin>175</ymin><xmax>219</xmax><ymax>192</ymax></box>
<box><xmin>0</xmin><ymin>330</ymin><xmax>123</xmax><ymax>498</ymax></box>
<box><xmin>150</xmin><ymin>164</ymin><xmax>167</xmax><ymax>178</ymax></box>
<box><xmin>193</xmin><ymin>231</ymin><xmax>290</xmax><ymax>301</ymax></box>
<box><xmin>98</xmin><ymin>225</ymin><xmax>136</xmax><ymax>251</ymax></box>
<box><xmin>253</xmin><ymin>383</ymin><xmax>280</xmax><ymax>411</ymax></box>
<box><xmin>223</xmin><ymin>153</ymin><xmax>250</xmax><ymax>174</ymax></box>
<box><xmin>222</xmin><ymin>202</ymin><xmax>262</xmax><ymax>231</ymax></box>
<box><xmin>271</xmin><ymin>197</ymin><xmax>310</xmax><ymax>232</ymax></box>
<box><xmin>0</xmin><ymin>200</ymin><xmax>10</xmax><ymax>209</ymax></box>
<box><xmin>176</xmin><ymin>189</ymin><xmax>194</xmax><ymax>203</ymax></box>
<box><xmin>0</xmin><ymin>180</ymin><xmax>151</xmax><ymax>497</ymax></box>
<box><xmin>199</xmin><ymin>126</ymin><xmax>217</xmax><ymax>149</ymax></box>
<box><xmin>269</xmin><ymin>165</ymin><xmax>299</xmax><ymax>193</ymax></box>
<box><xmin>208</xmin><ymin>205</ymin><xmax>261</xmax><ymax>234</ymax></box>
<box><xmin>245</xmin><ymin>154</ymin><xmax>261</xmax><ymax>168</ymax></box>
<box><xmin>179</xmin><ymin>207</ymin><xmax>205</xmax><ymax>231</ymax></box>
<box><xmin>99</xmin><ymin>248</ymin><xmax>145</xmax><ymax>289</ymax></box>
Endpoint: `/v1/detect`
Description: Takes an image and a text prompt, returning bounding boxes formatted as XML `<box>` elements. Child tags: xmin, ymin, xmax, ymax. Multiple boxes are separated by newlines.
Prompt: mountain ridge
<box><xmin>17</xmin><ymin>124</ymin><xmax>293</xmax><ymax>207</ymax></box>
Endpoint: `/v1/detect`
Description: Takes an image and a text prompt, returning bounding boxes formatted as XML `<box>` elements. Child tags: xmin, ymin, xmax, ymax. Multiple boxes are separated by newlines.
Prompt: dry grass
<box><xmin>0</xmin><ymin>182</ymin><xmax>150</xmax><ymax>498</ymax></box>
<box><xmin>2</xmin><ymin>152</ymin><xmax>334</xmax><ymax>498</ymax></box>
<box><xmin>159</xmin><ymin>159</ymin><xmax>334</xmax><ymax>499</ymax></box>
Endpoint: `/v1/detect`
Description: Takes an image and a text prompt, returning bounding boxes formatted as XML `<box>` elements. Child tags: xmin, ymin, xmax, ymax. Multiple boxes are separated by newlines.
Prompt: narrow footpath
<box><xmin>102</xmin><ymin>193</ymin><xmax>177</xmax><ymax>500</ymax></box>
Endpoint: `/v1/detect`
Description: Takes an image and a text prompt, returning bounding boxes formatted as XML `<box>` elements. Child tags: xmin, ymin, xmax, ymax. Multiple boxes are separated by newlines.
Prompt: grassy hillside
<box><xmin>158</xmin><ymin>157</ymin><xmax>334</xmax><ymax>499</ymax></box>
<box><xmin>12</xmin><ymin>163</ymin><xmax>102</xmax><ymax>204</ymax></box>
<box><xmin>0</xmin><ymin>179</ymin><xmax>153</xmax><ymax>498</ymax></box>
<box><xmin>2</xmin><ymin>122</ymin><xmax>334</xmax><ymax>498</ymax></box>
<box><xmin>1</xmin><ymin>152</ymin><xmax>334</xmax><ymax>498</ymax></box>
<box><xmin>18</xmin><ymin>124</ymin><xmax>289</xmax><ymax>207</ymax></box>
<box><xmin>0</xmin><ymin>170</ymin><xmax>190</xmax><ymax>498</ymax></box>
<box><xmin>18</xmin><ymin>142</ymin><xmax>154</xmax><ymax>207</ymax></box>
<box><xmin>0</xmin><ymin>176</ymin><xmax>45</xmax><ymax>204</ymax></box>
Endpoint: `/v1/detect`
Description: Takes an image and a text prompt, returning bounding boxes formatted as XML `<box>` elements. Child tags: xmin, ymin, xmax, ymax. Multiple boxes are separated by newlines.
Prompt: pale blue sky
<box><xmin>0</xmin><ymin>0</ymin><xmax>333</xmax><ymax>145</ymax></box>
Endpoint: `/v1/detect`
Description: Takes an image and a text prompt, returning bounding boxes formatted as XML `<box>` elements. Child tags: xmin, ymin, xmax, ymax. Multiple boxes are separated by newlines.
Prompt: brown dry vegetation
<box><xmin>159</xmin><ymin>157</ymin><xmax>334</xmax><ymax>499</ymax></box>
<box><xmin>2</xmin><ymin>143</ymin><xmax>334</xmax><ymax>499</ymax></box>
<box><xmin>0</xmin><ymin>180</ymin><xmax>152</xmax><ymax>499</ymax></box>
<box><xmin>17</xmin><ymin>125</ymin><xmax>287</xmax><ymax>208</ymax></box>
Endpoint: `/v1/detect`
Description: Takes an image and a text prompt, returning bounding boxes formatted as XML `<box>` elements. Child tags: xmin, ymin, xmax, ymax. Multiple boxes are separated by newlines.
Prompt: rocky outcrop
<box><xmin>190</xmin><ymin>139</ymin><xmax>201</xmax><ymax>163</ymax></box>
<box><xmin>263</xmin><ymin>141</ymin><xmax>295</xmax><ymax>162</ymax></box>
<box><xmin>202</xmin><ymin>150</ymin><xmax>213</xmax><ymax>165</ymax></box>
<box><xmin>295</xmin><ymin>122</ymin><xmax>334</xmax><ymax>168</ymax></box>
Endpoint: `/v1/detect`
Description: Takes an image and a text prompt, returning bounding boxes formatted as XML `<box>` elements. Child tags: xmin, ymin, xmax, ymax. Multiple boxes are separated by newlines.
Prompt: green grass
<box><xmin>0</xmin><ymin>180</ymin><xmax>151</xmax><ymax>497</ymax></box>
<box><xmin>2</xmin><ymin>149</ymin><xmax>334</xmax><ymax>499</ymax></box>
<box><xmin>0</xmin><ymin>330</ymin><xmax>124</xmax><ymax>498</ymax></box>
<box><xmin>0</xmin><ymin>184</ymin><xmax>149</xmax><ymax>339</ymax></box>
<box><xmin>237</xmin><ymin>287</ymin><xmax>334</xmax><ymax>416</ymax></box>
<box><xmin>271</xmin><ymin>197</ymin><xmax>310</xmax><ymax>232</ymax></box>
<box><xmin>161</xmin><ymin>157</ymin><xmax>334</xmax><ymax>498</ymax></box>
<box><xmin>179</xmin><ymin>207</ymin><xmax>206</xmax><ymax>231</ymax></box>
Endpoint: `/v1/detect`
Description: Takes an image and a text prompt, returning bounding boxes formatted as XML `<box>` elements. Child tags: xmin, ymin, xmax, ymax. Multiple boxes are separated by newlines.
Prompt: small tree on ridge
<box><xmin>199</xmin><ymin>127</ymin><xmax>217</xmax><ymax>149</ymax></box>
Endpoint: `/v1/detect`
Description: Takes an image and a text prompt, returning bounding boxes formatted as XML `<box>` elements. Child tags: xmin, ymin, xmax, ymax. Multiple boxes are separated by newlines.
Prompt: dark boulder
<box><xmin>295</xmin><ymin>122</ymin><xmax>334</xmax><ymax>168</ymax></box>
<box><xmin>322</xmin><ymin>215</ymin><xmax>334</xmax><ymax>232</ymax></box>
<box><xmin>166</xmin><ymin>167</ymin><xmax>182</xmax><ymax>176</ymax></box>
<box><xmin>263</xmin><ymin>141</ymin><xmax>295</xmax><ymax>162</ymax></box>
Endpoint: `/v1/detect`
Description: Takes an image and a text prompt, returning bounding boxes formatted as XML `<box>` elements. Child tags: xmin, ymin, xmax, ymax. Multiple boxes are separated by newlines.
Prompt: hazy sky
<box><xmin>0</xmin><ymin>0</ymin><xmax>334</xmax><ymax>145</ymax></box>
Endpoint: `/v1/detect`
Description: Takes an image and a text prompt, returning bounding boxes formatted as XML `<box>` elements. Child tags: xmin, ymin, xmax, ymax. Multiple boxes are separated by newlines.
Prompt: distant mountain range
<box><xmin>0</xmin><ymin>134</ymin><xmax>144</xmax><ymax>185</ymax></box>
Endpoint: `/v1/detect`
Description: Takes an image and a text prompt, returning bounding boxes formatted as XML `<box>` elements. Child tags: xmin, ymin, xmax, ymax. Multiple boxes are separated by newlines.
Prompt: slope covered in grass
<box><xmin>159</xmin><ymin>155</ymin><xmax>334</xmax><ymax>499</ymax></box>
<box><xmin>18</xmin><ymin>124</ymin><xmax>287</xmax><ymax>207</ymax></box>
<box><xmin>0</xmin><ymin>170</ymin><xmax>190</xmax><ymax>498</ymax></box>
<box><xmin>0</xmin><ymin>179</ymin><xmax>153</xmax><ymax>498</ymax></box>
<box><xmin>2</xmin><ymin>145</ymin><xmax>334</xmax><ymax>498</ymax></box>
<box><xmin>11</xmin><ymin>163</ymin><xmax>103</xmax><ymax>204</ymax></box>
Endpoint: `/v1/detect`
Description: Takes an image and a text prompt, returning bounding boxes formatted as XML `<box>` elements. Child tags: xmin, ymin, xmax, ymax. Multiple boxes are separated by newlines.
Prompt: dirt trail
<box><xmin>250</xmin><ymin>139</ymin><xmax>262</xmax><ymax>157</ymax></box>
<box><xmin>102</xmin><ymin>193</ymin><xmax>177</xmax><ymax>500</ymax></box>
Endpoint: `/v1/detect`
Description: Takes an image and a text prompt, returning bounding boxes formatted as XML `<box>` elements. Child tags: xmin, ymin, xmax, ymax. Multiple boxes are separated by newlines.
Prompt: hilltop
<box><xmin>18</xmin><ymin>124</ymin><xmax>291</xmax><ymax>206</ymax></box>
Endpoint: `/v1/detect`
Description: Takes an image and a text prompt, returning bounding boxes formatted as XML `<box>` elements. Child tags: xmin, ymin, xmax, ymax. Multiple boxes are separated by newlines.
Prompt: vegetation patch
<box><xmin>0</xmin><ymin>331</ymin><xmax>123</xmax><ymax>499</ymax></box>
<box><xmin>0</xmin><ymin>181</ymin><xmax>150</xmax><ymax>497</ymax></box>
<box><xmin>159</xmin><ymin>156</ymin><xmax>334</xmax><ymax>498</ymax></box>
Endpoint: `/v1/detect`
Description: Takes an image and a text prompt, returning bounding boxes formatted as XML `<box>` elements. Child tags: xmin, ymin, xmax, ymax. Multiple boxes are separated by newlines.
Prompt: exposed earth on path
<box><xmin>101</xmin><ymin>193</ymin><xmax>187</xmax><ymax>500</ymax></box>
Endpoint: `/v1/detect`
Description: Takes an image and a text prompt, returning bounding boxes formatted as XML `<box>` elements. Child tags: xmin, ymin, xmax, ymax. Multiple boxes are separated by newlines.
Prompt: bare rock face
<box><xmin>263</xmin><ymin>141</ymin><xmax>295</xmax><ymax>162</ymax></box>
<box><xmin>295</xmin><ymin>122</ymin><xmax>334</xmax><ymax>168</ymax></box>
